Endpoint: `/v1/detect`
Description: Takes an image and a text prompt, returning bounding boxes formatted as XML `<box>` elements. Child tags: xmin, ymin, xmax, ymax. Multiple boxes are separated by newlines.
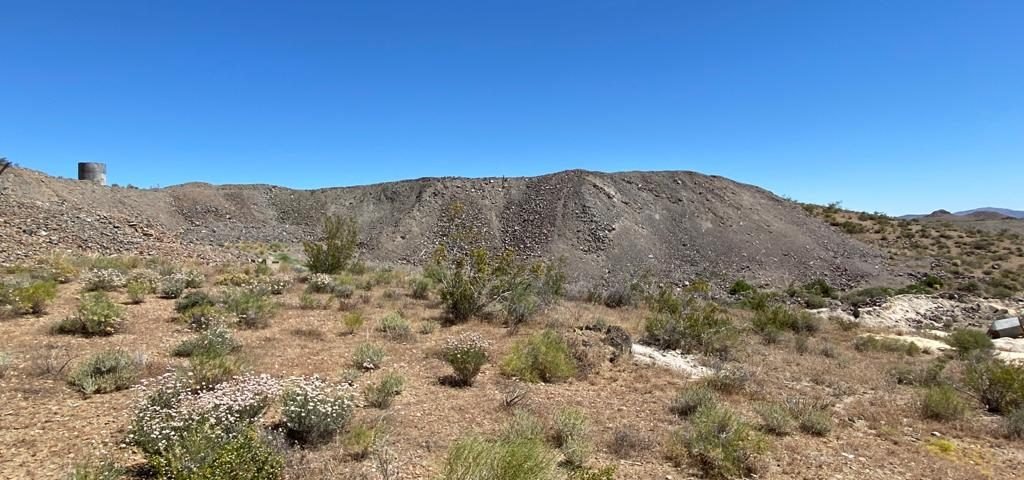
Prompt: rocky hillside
<box><xmin>0</xmin><ymin>166</ymin><xmax>889</xmax><ymax>290</ymax></box>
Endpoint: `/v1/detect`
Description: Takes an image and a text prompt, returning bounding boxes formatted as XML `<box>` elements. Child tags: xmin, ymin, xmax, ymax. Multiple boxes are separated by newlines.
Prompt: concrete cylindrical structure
<box><xmin>78</xmin><ymin>162</ymin><xmax>107</xmax><ymax>185</ymax></box>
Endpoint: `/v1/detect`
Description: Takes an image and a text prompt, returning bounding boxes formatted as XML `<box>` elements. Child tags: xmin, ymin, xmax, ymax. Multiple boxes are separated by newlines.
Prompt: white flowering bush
<box><xmin>307</xmin><ymin>273</ymin><xmax>335</xmax><ymax>293</ymax></box>
<box><xmin>281</xmin><ymin>376</ymin><xmax>355</xmax><ymax>445</ymax></box>
<box><xmin>55</xmin><ymin>292</ymin><xmax>126</xmax><ymax>336</ymax></box>
<box><xmin>158</xmin><ymin>273</ymin><xmax>188</xmax><ymax>299</ymax></box>
<box><xmin>182</xmin><ymin>269</ymin><xmax>205</xmax><ymax>289</ymax></box>
<box><xmin>127</xmin><ymin>373</ymin><xmax>281</xmax><ymax>456</ymax></box>
<box><xmin>248</xmin><ymin>276</ymin><xmax>290</xmax><ymax>295</ymax></box>
<box><xmin>126</xmin><ymin>269</ymin><xmax>160</xmax><ymax>291</ymax></box>
<box><xmin>441</xmin><ymin>332</ymin><xmax>491</xmax><ymax>386</ymax></box>
<box><xmin>83</xmin><ymin>268</ymin><xmax>127</xmax><ymax>291</ymax></box>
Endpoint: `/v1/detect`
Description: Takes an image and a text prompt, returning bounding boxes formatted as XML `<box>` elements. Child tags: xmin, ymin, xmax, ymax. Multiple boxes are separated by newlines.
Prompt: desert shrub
<box><xmin>889</xmin><ymin>358</ymin><xmax>947</xmax><ymax>387</ymax></box>
<box><xmin>67</xmin><ymin>461</ymin><xmax>123</xmax><ymax>480</ymax></box>
<box><xmin>853</xmin><ymin>335</ymin><xmax>922</xmax><ymax>356</ymax></box>
<box><xmin>410</xmin><ymin>277</ymin><xmax>432</xmax><ymax>299</ymax></box>
<box><xmin>353</xmin><ymin>343</ymin><xmax>386</xmax><ymax>370</ymax></box>
<box><xmin>963</xmin><ymin>356</ymin><xmax>1024</xmax><ymax>414</ymax></box>
<box><xmin>670</xmin><ymin>384</ymin><xmax>718</xmax><ymax>418</ymax></box>
<box><xmin>222</xmin><ymin>289</ymin><xmax>277</xmax><ymax>329</ymax></box>
<box><xmin>554</xmin><ymin>407</ymin><xmax>591</xmax><ymax>468</ymax></box>
<box><xmin>248</xmin><ymin>276</ymin><xmax>290</xmax><ymax>295</ymax></box>
<box><xmin>500</xmin><ymin>329</ymin><xmax>577</xmax><ymax>383</ymax></box>
<box><xmin>441</xmin><ymin>332</ymin><xmax>490</xmax><ymax>386</ymax></box>
<box><xmin>755</xmin><ymin>402</ymin><xmax>795</xmax><ymax>436</ymax></box>
<box><xmin>439</xmin><ymin>432</ymin><xmax>557</xmax><ymax>480</ymax></box>
<box><xmin>340</xmin><ymin>312</ymin><xmax>365</xmax><ymax>334</ymax></box>
<box><xmin>150</xmin><ymin>425</ymin><xmax>283</xmax><ymax>480</ymax></box>
<box><xmin>82</xmin><ymin>268</ymin><xmax>127</xmax><ymax>292</ymax></box>
<box><xmin>788</xmin><ymin>399</ymin><xmax>833</xmax><ymax>436</ymax></box>
<box><xmin>38</xmin><ymin>253</ymin><xmax>79</xmax><ymax>284</ymax></box>
<box><xmin>55</xmin><ymin>292</ymin><xmax>126</xmax><ymax>336</ymax></box>
<box><xmin>842</xmin><ymin>286</ymin><xmax>896</xmax><ymax>307</ymax></box>
<box><xmin>362</xmin><ymin>372</ymin><xmax>405</xmax><ymax>409</ymax></box>
<box><xmin>185</xmin><ymin>353</ymin><xmax>243</xmax><ymax>389</ymax></box>
<box><xmin>179</xmin><ymin>304</ymin><xmax>229</xmax><ymax>331</ymax></box>
<box><xmin>704</xmin><ymin>364</ymin><xmax>751</xmax><ymax>394</ymax></box>
<box><xmin>175</xmin><ymin>290</ymin><xmax>217</xmax><ymax>313</ymax></box>
<box><xmin>738</xmin><ymin>290</ymin><xmax>780</xmax><ymax>312</ymax></box>
<box><xmin>608</xmin><ymin>428</ymin><xmax>648</xmax><ymax>459</ymax></box>
<box><xmin>182</xmin><ymin>269</ymin><xmax>204</xmax><ymax>289</ymax></box>
<box><xmin>752</xmin><ymin>305</ymin><xmax>820</xmax><ymax>339</ymax></box>
<box><xmin>427</xmin><ymin>248</ymin><xmax>562</xmax><ymax>324</ymax></box>
<box><xmin>1003</xmin><ymin>408</ymin><xmax>1024</xmax><ymax>439</ymax></box>
<box><xmin>419</xmin><ymin>320</ymin><xmax>439</xmax><ymax>335</ymax></box>
<box><xmin>377</xmin><ymin>312</ymin><xmax>412</xmax><ymax>342</ymax></box>
<box><xmin>298</xmin><ymin>292</ymin><xmax>330</xmax><ymax>310</ymax></box>
<box><xmin>643</xmin><ymin>302</ymin><xmax>736</xmax><ymax>359</ymax></box>
<box><xmin>342</xmin><ymin>424</ymin><xmax>379</xmax><ymax>460</ymax></box>
<box><xmin>9</xmin><ymin>279</ymin><xmax>57</xmax><ymax>314</ymax></box>
<box><xmin>126</xmin><ymin>280</ymin><xmax>149</xmax><ymax>304</ymax></box>
<box><xmin>67</xmin><ymin>349</ymin><xmax>141</xmax><ymax>394</ymax></box>
<box><xmin>282</xmin><ymin>376</ymin><xmax>355</xmax><ymax>444</ymax></box>
<box><xmin>173</xmin><ymin>326</ymin><xmax>240</xmax><ymax>358</ymax></box>
<box><xmin>0</xmin><ymin>352</ymin><xmax>10</xmax><ymax>379</ymax></box>
<box><xmin>567</xmin><ymin>466</ymin><xmax>617</xmax><ymax>480</ymax></box>
<box><xmin>306</xmin><ymin>273</ymin><xmax>335</xmax><ymax>293</ymax></box>
<box><xmin>333</xmin><ymin>284</ymin><xmax>355</xmax><ymax>300</ymax></box>
<box><xmin>945</xmin><ymin>328</ymin><xmax>994</xmax><ymax>358</ymax></box>
<box><xmin>800</xmin><ymin>278</ymin><xmax>837</xmax><ymax>299</ymax></box>
<box><xmin>921</xmin><ymin>385</ymin><xmax>968</xmax><ymax>422</ymax></box>
<box><xmin>728</xmin><ymin>279</ymin><xmax>755</xmax><ymax>296</ymax></box>
<box><xmin>157</xmin><ymin>273</ymin><xmax>188</xmax><ymax>299</ymax></box>
<box><xmin>667</xmin><ymin>405</ymin><xmax>766</xmax><ymax>480</ymax></box>
<box><xmin>304</xmin><ymin>215</ymin><xmax>359</xmax><ymax>274</ymax></box>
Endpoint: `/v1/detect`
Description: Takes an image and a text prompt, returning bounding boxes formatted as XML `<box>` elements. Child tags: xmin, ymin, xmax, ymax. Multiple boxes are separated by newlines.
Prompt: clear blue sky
<box><xmin>2</xmin><ymin>1</ymin><xmax>1021</xmax><ymax>215</ymax></box>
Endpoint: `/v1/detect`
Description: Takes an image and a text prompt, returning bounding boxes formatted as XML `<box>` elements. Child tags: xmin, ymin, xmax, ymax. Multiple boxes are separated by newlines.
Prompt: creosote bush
<box><xmin>340</xmin><ymin>312</ymin><xmax>365</xmax><ymax>335</ymax></box>
<box><xmin>441</xmin><ymin>332</ymin><xmax>490</xmax><ymax>386</ymax></box>
<box><xmin>945</xmin><ymin>328</ymin><xmax>994</xmax><ymax>358</ymax></box>
<box><xmin>666</xmin><ymin>405</ymin><xmax>766</xmax><ymax>480</ymax></box>
<box><xmin>500</xmin><ymin>329</ymin><xmax>577</xmax><ymax>383</ymax></box>
<box><xmin>304</xmin><ymin>215</ymin><xmax>359</xmax><ymax>274</ymax></box>
<box><xmin>362</xmin><ymin>372</ymin><xmax>405</xmax><ymax>409</ymax></box>
<box><xmin>963</xmin><ymin>356</ymin><xmax>1024</xmax><ymax>414</ymax></box>
<box><xmin>921</xmin><ymin>385</ymin><xmax>968</xmax><ymax>422</ymax></box>
<box><xmin>644</xmin><ymin>301</ymin><xmax>736</xmax><ymax>359</ymax></box>
<box><xmin>751</xmin><ymin>305</ymin><xmax>820</xmax><ymax>339</ymax></box>
<box><xmin>282</xmin><ymin>376</ymin><xmax>355</xmax><ymax>445</ymax></box>
<box><xmin>67</xmin><ymin>349</ymin><xmax>141</xmax><ymax>394</ymax></box>
<box><xmin>55</xmin><ymin>292</ymin><xmax>126</xmax><ymax>336</ymax></box>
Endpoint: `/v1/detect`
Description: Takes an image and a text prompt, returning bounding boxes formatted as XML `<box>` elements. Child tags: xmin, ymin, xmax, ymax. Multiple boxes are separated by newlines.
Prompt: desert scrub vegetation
<box><xmin>751</xmin><ymin>304</ymin><xmax>820</xmax><ymax>341</ymax></box>
<box><xmin>157</xmin><ymin>273</ymin><xmax>189</xmax><ymax>299</ymax></box>
<box><xmin>665</xmin><ymin>405</ymin><xmax>766</xmax><ymax>480</ymax></box>
<box><xmin>500</xmin><ymin>329</ymin><xmax>577</xmax><ymax>383</ymax></box>
<box><xmin>944</xmin><ymin>328</ymin><xmax>994</xmax><ymax>357</ymax></box>
<box><xmin>221</xmin><ymin>288</ymin><xmax>278</xmax><ymax>329</ymax></box>
<box><xmin>0</xmin><ymin>278</ymin><xmax>57</xmax><ymax>315</ymax></box>
<box><xmin>352</xmin><ymin>343</ymin><xmax>386</xmax><ymax>370</ymax></box>
<box><xmin>643</xmin><ymin>301</ymin><xmax>737</xmax><ymax>359</ymax></box>
<box><xmin>304</xmin><ymin>214</ymin><xmax>359</xmax><ymax>274</ymax></box>
<box><xmin>963</xmin><ymin>356</ymin><xmax>1024</xmax><ymax>414</ymax></box>
<box><xmin>54</xmin><ymin>292</ymin><xmax>127</xmax><ymax>336</ymax></box>
<box><xmin>282</xmin><ymin>376</ymin><xmax>355</xmax><ymax>445</ymax></box>
<box><xmin>425</xmin><ymin>247</ymin><xmax>564</xmax><ymax>325</ymax></box>
<box><xmin>853</xmin><ymin>335</ymin><xmax>922</xmax><ymax>356</ymax></box>
<box><xmin>362</xmin><ymin>371</ymin><xmax>405</xmax><ymax>409</ymax></box>
<box><xmin>670</xmin><ymin>384</ymin><xmax>719</xmax><ymax>418</ymax></box>
<box><xmin>376</xmin><ymin>311</ymin><xmax>413</xmax><ymax>342</ymax></box>
<box><xmin>339</xmin><ymin>311</ymin><xmax>365</xmax><ymax>335</ymax></box>
<box><xmin>126</xmin><ymin>373</ymin><xmax>283</xmax><ymax>478</ymax></box>
<box><xmin>67</xmin><ymin>349</ymin><xmax>142</xmax><ymax>394</ymax></box>
<box><xmin>439</xmin><ymin>414</ymin><xmax>558</xmax><ymax>480</ymax></box>
<box><xmin>554</xmin><ymin>407</ymin><xmax>592</xmax><ymax>468</ymax></box>
<box><xmin>920</xmin><ymin>384</ymin><xmax>969</xmax><ymax>421</ymax></box>
<box><xmin>441</xmin><ymin>332</ymin><xmax>491</xmax><ymax>386</ymax></box>
<box><xmin>172</xmin><ymin>325</ymin><xmax>241</xmax><ymax>358</ymax></box>
<box><xmin>82</xmin><ymin>268</ymin><xmax>128</xmax><ymax>292</ymax></box>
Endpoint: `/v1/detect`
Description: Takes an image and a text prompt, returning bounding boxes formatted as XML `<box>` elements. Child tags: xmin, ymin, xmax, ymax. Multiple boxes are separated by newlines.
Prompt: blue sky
<box><xmin>1</xmin><ymin>1</ymin><xmax>1021</xmax><ymax>215</ymax></box>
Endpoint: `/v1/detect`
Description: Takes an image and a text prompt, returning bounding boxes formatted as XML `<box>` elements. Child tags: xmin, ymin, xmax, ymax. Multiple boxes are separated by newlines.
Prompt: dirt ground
<box><xmin>2</xmin><ymin>277</ymin><xmax>1023</xmax><ymax>480</ymax></box>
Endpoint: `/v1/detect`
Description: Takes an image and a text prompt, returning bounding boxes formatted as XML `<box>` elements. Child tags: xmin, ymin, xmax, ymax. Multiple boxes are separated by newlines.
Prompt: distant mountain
<box><xmin>955</xmin><ymin>207</ymin><xmax>1024</xmax><ymax>219</ymax></box>
<box><xmin>899</xmin><ymin>207</ymin><xmax>1024</xmax><ymax>220</ymax></box>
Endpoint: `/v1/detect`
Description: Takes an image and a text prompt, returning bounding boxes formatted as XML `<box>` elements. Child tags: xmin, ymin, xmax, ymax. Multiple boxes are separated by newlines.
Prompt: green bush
<box><xmin>751</xmin><ymin>305</ymin><xmax>820</xmax><ymax>338</ymax></box>
<box><xmin>173</xmin><ymin>326</ymin><xmax>240</xmax><ymax>358</ymax></box>
<box><xmin>353</xmin><ymin>343</ymin><xmax>386</xmax><ymax>370</ymax></box>
<box><xmin>185</xmin><ymin>353</ymin><xmax>242</xmax><ymax>389</ymax></box>
<box><xmin>945</xmin><ymin>328</ymin><xmax>994</xmax><ymax>358</ymax></box>
<box><xmin>126</xmin><ymin>280</ymin><xmax>149</xmax><ymax>304</ymax></box>
<box><xmin>788</xmin><ymin>399</ymin><xmax>833</xmax><ymax>436</ymax></box>
<box><xmin>282</xmin><ymin>376</ymin><xmax>355</xmax><ymax>445</ymax></box>
<box><xmin>670</xmin><ymin>385</ymin><xmax>718</xmax><ymax>418</ymax></box>
<box><xmin>853</xmin><ymin>335</ymin><xmax>922</xmax><ymax>356</ymax></box>
<box><xmin>739</xmin><ymin>290</ymin><xmax>780</xmax><ymax>312</ymax></box>
<box><xmin>158</xmin><ymin>274</ymin><xmax>188</xmax><ymax>299</ymax></box>
<box><xmin>667</xmin><ymin>405</ymin><xmax>766</xmax><ymax>480</ymax></box>
<box><xmin>377</xmin><ymin>312</ymin><xmax>412</xmax><ymax>342</ymax></box>
<box><xmin>411</xmin><ymin>277</ymin><xmax>432</xmax><ymax>299</ymax></box>
<box><xmin>755</xmin><ymin>402</ymin><xmax>795</xmax><ymax>436</ymax></box>
<box><xmin>340</xmin><ymin>312</ymin><xmax>364</xmax><ymax>335</ymax></box>
<box><xmin>554</xmin><ymin>407</ymin><xmax>591</xmax><ymax>468</ymax></box>
<box><xmin>441</xmin><ymin>332</ymin><xmax>490</xmax><ymax>386</ymax></box>
<box><xmin>643</xmin><ymin>303</ymin><xmax>736</xmax><ymax>359</ymax></box>
<box><xmin>921</xmin><ymin>385</ymin><xmax>968</xmax><ymax>422</ymax></box>
<box><xmin>222</xmin><ymin>289</ymin><xmax>277</xmax><ymax>329</ymax></box>
<box><xmin>1003</xmin><ymin>408</ymin><xmax>1024</xmax><ymax>439</ymax></box>
<box><xmin>55</xmin><ymin>292</ymin><xmax>126</xmax><ymax>336</ymax></box>
<box><xmin>964</xmin><ymin>356</ymin><xmax>1024</xmax><ymax>414</ymax></box>
<box><xmin>149</xmin><ymin>426</ymin><xmax>284</xmax><ymax>480</ymax></box>
<box><xmin>500</xmin><ymin>329</ymin><xmax>577</xmax><ymax>383</ymax></box>
<box><xmin>67</xmin><ymin>460</ymin><xmax>123</xmax><ymax>480</ymax></box>
<box><xmin>175</xmin><ymin>290</ymin><xmax>217</xmax><ymax>313</ymax></box>
<box><xmin>342</xmin><ymin>424</ymin><xmax>379</xmax><ymax>460</ymax></box>
<box><xmin>362</xmin><ymin>372</ymin><xmax>405</xmax><ymax>409</ymax></box>
<box><xmin>67</xmin><ymin>350</ymin><xmax>141</xmax><ymax>394</ymax></box>
<box><xmin>704</xmin><ymin>364</ymin><xmax>750</xmax><ymax>394</ymax></box>
<box><xmin>438</xmin><ymin>435</ymin><xmax>557</xmax><ymax>480</ymax></box>
<box><xmin>178</xmin><ymin>304</ymin><xmax>229</xmax><ymax>332</ymax></box>
<box><xmin>728</xmin><ymin>280</ymin><xmax>755</xmax><ymax>295</ymax></box>
<box><xmin>304</xmin><ymin>215</ymin><xmax>358</xmax><ymax>274</ymax></box>
<box><xmin>10</xmin><ymin>280</ymin><xmax>58</xmax><ymax>314</ymax></box>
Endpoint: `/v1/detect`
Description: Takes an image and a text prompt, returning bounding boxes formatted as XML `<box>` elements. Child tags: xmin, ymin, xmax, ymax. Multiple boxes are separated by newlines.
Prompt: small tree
<box><xmin>304</xmin><ymin>215</ymin><xmax>358</xmax><ymax>274</ymax></box>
